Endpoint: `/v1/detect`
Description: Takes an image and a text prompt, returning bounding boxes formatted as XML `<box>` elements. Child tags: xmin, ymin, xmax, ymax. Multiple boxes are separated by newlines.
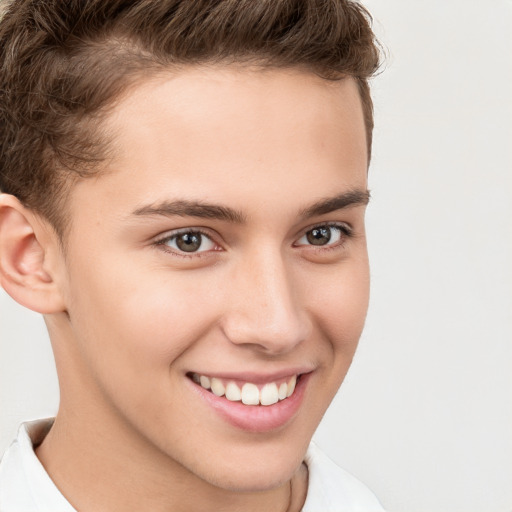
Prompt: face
<box><xmin>53</xmin><ymin>66</ymin><xmax>370</xmax><ymax>491</ymax></box>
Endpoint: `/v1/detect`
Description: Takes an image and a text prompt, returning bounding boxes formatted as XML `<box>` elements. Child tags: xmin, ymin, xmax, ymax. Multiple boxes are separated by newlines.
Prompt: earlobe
<box><xmin>0</xmin><ymin>194</ymin><xmax>66</xmax><ymax>314</ymax></box>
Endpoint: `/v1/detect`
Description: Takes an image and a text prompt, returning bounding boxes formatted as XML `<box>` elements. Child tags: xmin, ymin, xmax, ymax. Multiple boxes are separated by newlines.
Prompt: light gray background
<box><xmin>1</xmin><ymin>1</ymin><xmax>511</xmax><ymax>511</ymax></box>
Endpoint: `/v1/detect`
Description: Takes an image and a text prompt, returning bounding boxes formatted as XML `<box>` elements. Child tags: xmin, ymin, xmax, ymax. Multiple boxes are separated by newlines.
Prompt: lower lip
<box><xmin>188</xmin><ymin>373</ymin><xmax>310</xmax><ymax>433</ymax></box>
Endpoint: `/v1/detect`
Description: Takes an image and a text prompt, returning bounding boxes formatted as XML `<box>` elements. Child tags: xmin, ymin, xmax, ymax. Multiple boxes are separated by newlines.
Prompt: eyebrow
<box><xmin>130</xmin><ymin>189</ymin><xmax>370</xmax><ymax>223</ymax></box>
<box><xmin>299</xmin><ymin>189</ymin><xmax>370</xmax><ymax>219</ymax></box>
<box><xmin>131</xmin><ymin>200</ymin><xmax>246</xmax><ymax>223</ymax></box>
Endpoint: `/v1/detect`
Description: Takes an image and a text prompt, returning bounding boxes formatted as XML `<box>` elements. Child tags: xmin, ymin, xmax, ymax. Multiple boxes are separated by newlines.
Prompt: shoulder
<box><xmin>0</xmin><ymin>419</ymin><xmax>75</xmax><ymax>512</ymax></box>
<box><xmin>302</xmin><ymin>442</ymin><xmax>385</xmax><ymax>512</ymax></box>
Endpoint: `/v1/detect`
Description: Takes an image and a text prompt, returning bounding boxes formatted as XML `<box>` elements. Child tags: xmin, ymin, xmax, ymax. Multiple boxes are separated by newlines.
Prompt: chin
<box><xmin>203</xmin><ymin>463</ymin><xmax>298</xmax><ymax>493</ymax></box>
<box><xmin>188</xmin><ymin>440</ymin><xmax>308</xmax><ymax>493</ymax></box>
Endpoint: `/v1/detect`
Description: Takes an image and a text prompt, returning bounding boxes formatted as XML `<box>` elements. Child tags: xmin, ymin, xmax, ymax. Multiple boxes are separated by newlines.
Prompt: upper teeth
<box><xmin>192</xmin><ymin>373</ymin><xmax>297</xmax><ymax>406</ymax></box>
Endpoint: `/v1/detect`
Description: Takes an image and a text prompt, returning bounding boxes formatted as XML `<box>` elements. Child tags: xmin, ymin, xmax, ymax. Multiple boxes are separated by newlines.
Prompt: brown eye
<box><xmin>295</xmin><ymin>224</ymin><xmax>348</xmax><ymax>247</ymax></box>
<box><xmin>161</xmin><ymin>231</ymin><xmax>216</xmax><ymax>253</ymax></box>
<box><xmin>176</xmin><ymin>232</ymin><xmax>202</xmax><ymax>252</ymax></box>
<box><xmin>306</xmin><ymin>227</ymin><xmax>333</xmax><ymax>246</ymax></box>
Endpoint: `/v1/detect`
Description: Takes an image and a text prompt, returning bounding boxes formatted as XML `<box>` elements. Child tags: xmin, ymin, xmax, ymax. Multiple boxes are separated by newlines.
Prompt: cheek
<box><xmin>63</xmin><ymin>266</ymin><xmax>223</xmax><ymax>439</ymax></box>
<box><xmin>66</xmin><ymin>255</ymin><xmax>220</xmax><ymax>384</ymax></box>
<box><xmin>307</xmin><ymin>258</ymin><xmax>370</xmax><ymax>353</ymax></box>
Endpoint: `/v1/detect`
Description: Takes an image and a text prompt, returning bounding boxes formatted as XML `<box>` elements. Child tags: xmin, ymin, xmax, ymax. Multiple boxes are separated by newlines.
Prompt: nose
<box><xmin>220</xmin><ymin>247</ymin><xmax>311</xmax><ymax>355</ymax></box>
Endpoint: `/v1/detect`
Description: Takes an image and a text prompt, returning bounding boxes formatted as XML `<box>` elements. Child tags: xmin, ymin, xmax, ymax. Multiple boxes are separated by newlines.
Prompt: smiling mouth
<box><xmin>188</xmin><ymin>373</ymin><xmax>300</xmax><ymax>406</ymax></box>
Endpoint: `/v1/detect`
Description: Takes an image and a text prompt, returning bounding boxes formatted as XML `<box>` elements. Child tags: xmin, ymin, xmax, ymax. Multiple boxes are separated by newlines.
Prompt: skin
<box><xmin>0</xmin><ymin>66</ymin><xmax>369</xmax><ymax>512</ymax></box>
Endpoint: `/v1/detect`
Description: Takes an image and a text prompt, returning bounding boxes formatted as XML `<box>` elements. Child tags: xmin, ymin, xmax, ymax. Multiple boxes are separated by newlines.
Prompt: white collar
<box><xmin>0</xmin><ymin>418</ymin><xmax>75</xmax><ymax>511</ymax></box>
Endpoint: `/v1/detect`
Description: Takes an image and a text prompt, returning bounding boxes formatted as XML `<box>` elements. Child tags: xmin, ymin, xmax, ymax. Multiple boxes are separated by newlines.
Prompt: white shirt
<box><xmin>0</xmin><ymin>419</ymin><xmax>384</xmax><ymax>512</ymax></box>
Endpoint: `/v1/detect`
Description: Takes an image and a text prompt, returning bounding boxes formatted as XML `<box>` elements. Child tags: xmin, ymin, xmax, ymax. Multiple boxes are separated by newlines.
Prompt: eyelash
<box><xmin>293</xmin><ymin>222</ymin><xmax>353</xmax><ymax>250</ymax></box>
<box><xmin>153</xmin><ymin>222</ymin><xmax>353</xmax><ymax>258</ymax></box>
<box><xmin>154</xmin><ymin>228</ymin><xmax>219</xmax><ymax>259</ymax></box>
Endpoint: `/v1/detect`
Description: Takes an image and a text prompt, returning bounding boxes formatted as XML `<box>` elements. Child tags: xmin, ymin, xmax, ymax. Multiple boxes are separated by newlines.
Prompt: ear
<box><xmin>0</xmin><ymin>194</ymin><xmax>66</xmax><ymax>314</ymax></box>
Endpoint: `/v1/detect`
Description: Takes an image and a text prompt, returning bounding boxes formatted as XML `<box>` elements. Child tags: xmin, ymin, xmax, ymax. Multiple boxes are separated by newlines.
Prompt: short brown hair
<box><xmin>0</xmin><ymin>0</ymin><xmax>381</xmax><ymax>236</ymax></box>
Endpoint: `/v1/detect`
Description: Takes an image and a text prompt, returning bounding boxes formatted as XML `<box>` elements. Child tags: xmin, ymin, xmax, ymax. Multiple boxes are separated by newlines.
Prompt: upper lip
<box><xmin>187</xmin><ymin>367</ymin><xmax>314</xmax><ymax>384</ymax></box>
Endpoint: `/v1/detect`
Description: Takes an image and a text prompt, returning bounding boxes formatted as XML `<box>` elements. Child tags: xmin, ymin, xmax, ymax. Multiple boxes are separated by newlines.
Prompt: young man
<box><xmin>0</xmin><ymin>1</ymin><xmax>383</xmax><ymax>510</ymax></box>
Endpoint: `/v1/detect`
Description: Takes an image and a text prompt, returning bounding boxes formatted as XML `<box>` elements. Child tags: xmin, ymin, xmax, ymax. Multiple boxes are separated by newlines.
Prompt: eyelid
<box><xmin>153</xmin><ymin>227</ymin><xmax>222</xmax><ymax>255</ymax></box>
<box><xmin>151</xmin><ymin>222</ymin><xmax>353</xmax><ymax>256</ymax></box>
<box><xmin>293</xmin><ymin>222</ymin><xmax>353</xmax><ymax>247</ymax></box>
<box><xmin>153</xmin><ymin>226</ymin><xmax>213</xmax><ymax>241</ymax></box>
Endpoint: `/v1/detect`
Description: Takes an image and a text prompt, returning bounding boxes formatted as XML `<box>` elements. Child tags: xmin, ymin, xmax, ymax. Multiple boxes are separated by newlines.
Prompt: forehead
<box><xmin>69</xmin><ymin>66</ymin><xmax>367</xmax><ymax>222</ymax></box>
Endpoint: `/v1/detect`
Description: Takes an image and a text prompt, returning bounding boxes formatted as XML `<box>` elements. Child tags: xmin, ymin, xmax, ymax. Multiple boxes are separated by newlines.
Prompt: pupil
<box><xmin>176</xmin><ymin>232</ymin><xmax>202</xmax><ymax>252</ymax></box>
<box><xmin>307</xmin><ymin>227</ymin><xmax>331</xmax><ymax>246</ymax></box>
